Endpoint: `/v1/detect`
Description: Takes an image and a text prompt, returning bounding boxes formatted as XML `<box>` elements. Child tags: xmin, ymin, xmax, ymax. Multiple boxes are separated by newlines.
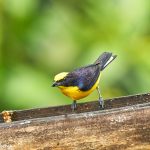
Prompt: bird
<box><xmin>52</xmin><ymin>52</ymin><xmax>117</xmax><ymax>110</ymax></box>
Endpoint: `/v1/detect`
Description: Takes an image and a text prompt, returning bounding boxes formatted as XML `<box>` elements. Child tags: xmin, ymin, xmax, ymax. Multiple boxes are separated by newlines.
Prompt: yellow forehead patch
<box><xmin>54</xmin><ymin>72</ymin><xmax>69</xmax><ymax>81</ymax></box>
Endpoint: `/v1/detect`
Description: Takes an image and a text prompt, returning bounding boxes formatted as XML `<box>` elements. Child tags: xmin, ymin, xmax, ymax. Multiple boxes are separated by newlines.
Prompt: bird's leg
<box><xmin>97</xmin><ymin>86</ymin><xmax>104</xmax><ymax>109</ymax></box>
<box><xmin>71</xmin><ymin>100</ymin><xmax>77</xmax><ymax>111</ymax></box>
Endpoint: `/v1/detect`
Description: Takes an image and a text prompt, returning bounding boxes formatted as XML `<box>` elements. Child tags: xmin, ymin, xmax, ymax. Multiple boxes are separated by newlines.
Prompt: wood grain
<box><xmin>0</xmin><ymin>93</ymin><xmax>150</xmax><ymax>150</ymax></box>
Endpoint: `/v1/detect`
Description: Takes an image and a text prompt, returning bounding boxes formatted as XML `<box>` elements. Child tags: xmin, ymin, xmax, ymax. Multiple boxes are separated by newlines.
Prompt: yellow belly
<box><xmin>58</xmin><ymin>76</ymin><xmax>100</xmax><ymax>100</ymax></box>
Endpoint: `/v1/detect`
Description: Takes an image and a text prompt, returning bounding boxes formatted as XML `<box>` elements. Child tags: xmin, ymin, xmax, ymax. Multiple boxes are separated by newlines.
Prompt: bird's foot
<box><xmin>71</xmin><ymin>100</ymin><xmax>77</xmax><ymax>111</ymax></box>
<box><xmin>98</xmin><ymin>97</ymin><xmax>104</xmax><ymax>109</ymax></box>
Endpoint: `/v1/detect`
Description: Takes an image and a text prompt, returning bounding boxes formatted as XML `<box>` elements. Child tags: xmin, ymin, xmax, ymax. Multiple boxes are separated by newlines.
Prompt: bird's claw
<box><xmin>98</xmin><ymin>97</ymin><xmax>104</xmax><ymax>109</ymax></box>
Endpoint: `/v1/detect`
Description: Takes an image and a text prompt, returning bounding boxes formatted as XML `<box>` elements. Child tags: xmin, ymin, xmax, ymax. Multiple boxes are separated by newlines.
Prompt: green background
<box><xmin>0</xmin><ymin>0</ymin><xmax>150</xmax><ymax>111</ymax></box>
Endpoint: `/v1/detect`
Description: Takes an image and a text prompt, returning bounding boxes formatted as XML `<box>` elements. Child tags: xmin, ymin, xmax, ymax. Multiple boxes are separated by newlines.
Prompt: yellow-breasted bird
<box><xmin>52</xmin><ymin>52</ymin><xmax>117</xmax><ymax>110</ymax></box>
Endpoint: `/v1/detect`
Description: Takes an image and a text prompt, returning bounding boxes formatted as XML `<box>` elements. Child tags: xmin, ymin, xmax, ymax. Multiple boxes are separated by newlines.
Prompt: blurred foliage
<box><xmin>0</xmin><ymin>0</ymin><xmax>150</xmax><ymax>111</ymax></box>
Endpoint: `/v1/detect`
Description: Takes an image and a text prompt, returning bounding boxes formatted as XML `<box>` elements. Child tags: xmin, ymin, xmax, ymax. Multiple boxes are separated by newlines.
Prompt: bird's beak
<box><xmin>52</xmin><ymin>82</ymin><xmax>57</xmax><ymax>87</ymax></box>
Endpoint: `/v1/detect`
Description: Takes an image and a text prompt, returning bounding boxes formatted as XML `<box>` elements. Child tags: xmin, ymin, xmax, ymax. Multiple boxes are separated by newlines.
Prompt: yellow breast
<box><xmin>58</xmin><ymin>75</ymin><xmax>100</xmax><ymax>100</ymax></box>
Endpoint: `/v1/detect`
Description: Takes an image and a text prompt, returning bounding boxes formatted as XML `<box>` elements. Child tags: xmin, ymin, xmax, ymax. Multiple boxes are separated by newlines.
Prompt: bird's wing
<box><xmin>62</xmin><ymin>64</ymin><xmax>100</xmax><ymax>91</ymax></box>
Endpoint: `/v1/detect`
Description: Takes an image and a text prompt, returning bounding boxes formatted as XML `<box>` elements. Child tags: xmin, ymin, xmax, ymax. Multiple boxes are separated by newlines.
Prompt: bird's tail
<box><xmin>94</xmin><ymin>52</ymin><xmax>117</xmax><ymax>71</ymax></box>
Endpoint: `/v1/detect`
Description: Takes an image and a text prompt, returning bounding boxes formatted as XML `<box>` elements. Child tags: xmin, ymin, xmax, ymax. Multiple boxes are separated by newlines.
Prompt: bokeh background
<box><xmin>0</xmin><ymin>0</ymin><xmax>150</xmax><ymax>111</ymax></box>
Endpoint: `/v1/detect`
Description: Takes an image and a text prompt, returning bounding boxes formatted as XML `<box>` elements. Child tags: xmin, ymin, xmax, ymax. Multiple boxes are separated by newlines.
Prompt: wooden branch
<box><xmin>0</xmin><ymin>93</ymin><xmax>150</xmax><ymax>149</ymax></box>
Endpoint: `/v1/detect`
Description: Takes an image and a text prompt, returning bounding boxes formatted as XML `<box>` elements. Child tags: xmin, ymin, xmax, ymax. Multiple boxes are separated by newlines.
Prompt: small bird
<box><xmin>52</xmin><ymin>52</ymin><xmax>117</xmax><ymax>110</ymax></box>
